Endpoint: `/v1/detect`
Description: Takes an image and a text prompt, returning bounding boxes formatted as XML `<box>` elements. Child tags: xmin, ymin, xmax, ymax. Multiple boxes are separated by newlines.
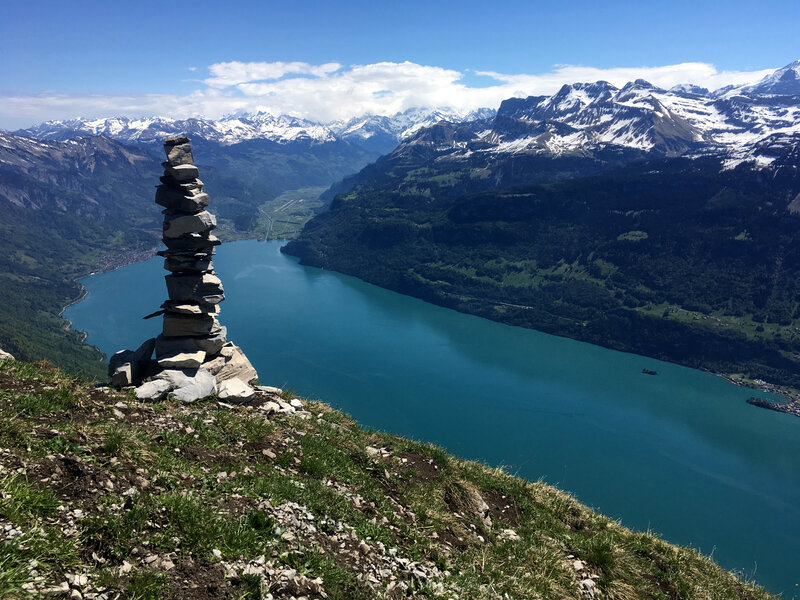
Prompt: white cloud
<box><xmin>204</xmin><ymin>61</ymin><xmax>342</xmax><ymax>88</ymax></box>
<box><xmin>476</xmin><ymin>63</ymin><xmax>776</xmax><ymax>95</ymax></box>
<box><xmin>0</xmin><ymin>60</ymin><xmax>780</xmax><ymax>128</ymax></box>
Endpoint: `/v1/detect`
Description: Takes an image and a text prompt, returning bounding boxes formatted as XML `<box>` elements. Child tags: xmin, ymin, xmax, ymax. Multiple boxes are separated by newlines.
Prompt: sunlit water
<box><xmin>66</xmin><ymin>240</ymin><xmax>800</xmax><ymax>595</ymax></box>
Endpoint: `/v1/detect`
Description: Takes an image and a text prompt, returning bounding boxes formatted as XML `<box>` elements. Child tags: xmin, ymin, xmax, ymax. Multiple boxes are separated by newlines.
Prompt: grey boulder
<box><xmin>108</xmin><ymin>338</ymin><xmax>155</xmax><ymax>387</ymax></box>
<box><xmin>164</xmin><ymin>142</ymin><xmax>194</xmax><ymax>166</ymax></box>
<box><xmin>203</xmin><ymin>343</ymin><xmax>258</xmax><ymax>384</ymax></box>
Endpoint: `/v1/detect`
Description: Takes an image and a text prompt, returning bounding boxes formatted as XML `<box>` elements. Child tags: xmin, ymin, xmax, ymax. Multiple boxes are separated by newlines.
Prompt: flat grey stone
<box><xmin>165</xmin><ymin>272</ymin><xmax>224</xmax><ymax>304</ymax></box>
<box><xmin>0</xmin><ymin>348</ymin><xmax>15</xmax><ymax>361</ymax></box>
<box><xmin>162</xmin><ymin>313</ymin><xmax>221</xmax><ymax>337</ymax></box>
<box><xmin>257</xmin><ymin>385</ymin><xmax>283</xmax><ymax>395</ymax></box>
<box><xmin>160</xmin><ymin>176</ymin><xmax>203</xmax><ymax>194</ymax></box>
<box><xmin>157</xmin><ymin>350</ymin><xmax>206</xmax><ymax>369</ymax></box>
<box><xmin>163</xmin><ymin>211</ymin><xmax>216</xmax><ymax>238</ymax></box>
<box><xmin>162</xmin><ymin>233</ymin><xmax>221</xmax><ymax>251</ymax></box>
<box><xmin>159</xmin><ymin>300</ymin><xmax>219</xmax><ymax>316</ymax></box>
<box><xmin>194</xmin><ymin>327</ymin><xmax>228</xmax><ymax>355</ymax></box>
<box><xmin>164</xmin><ymin>136</ymin><xmax>190</xmax><ymax>146</ymax></box>
<box><xmin>155</xmin><ymin>186</ymin><xmax>209</xmax><ymax>212</ymax></box>
<box><xmin>162</xmin><ymin>163</ymin><xmax>199</xmax><ymax>182</ymax></box>
<box><xmin>163</xmin><ymin>254</ymin><xmax>213</xmax><ymax>273</ymax></box>
<box><xmin>154</xmin><ymin>327</ymin><xmax>227</xmax><ymax>359</ymax></box>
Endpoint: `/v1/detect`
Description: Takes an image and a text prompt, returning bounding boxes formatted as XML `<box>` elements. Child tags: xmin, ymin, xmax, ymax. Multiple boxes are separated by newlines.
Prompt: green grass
<box><xmin>0</xmin><ymin>361</ymin><xmax>782</xmax><ymax>600</ymax></box>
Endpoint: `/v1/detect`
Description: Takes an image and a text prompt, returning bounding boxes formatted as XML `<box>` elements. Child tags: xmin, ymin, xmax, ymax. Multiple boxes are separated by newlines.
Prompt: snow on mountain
<box><xmin>733</xmin><ymin>60</ymin><xmax>800</xmax><ymax>96</ymax></box>
<box><xmin>329</xmin><ymin>107</ymin><xmax>496</xmax><ymax>145</ymax></box>
<box><xmin>398</xmin><ymin>60</ymin><xmax>800</xmax><ymax>169</ymax></box>
<box><xmin>19</xmin><ymin>114</ymin><xmax>339</xmax><ymax>146</ymax></box>
<box><xmin>16</xmin><ymin>108</ymin><xmax>497</xmax><ymax>152</ymax></box>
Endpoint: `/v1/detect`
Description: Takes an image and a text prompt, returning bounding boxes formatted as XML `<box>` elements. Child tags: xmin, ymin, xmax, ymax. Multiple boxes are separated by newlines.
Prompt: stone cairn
<box><xmin>108</xmin><ymin>137</ymin><xmax>258</xmax><ymax>402</ymax></box>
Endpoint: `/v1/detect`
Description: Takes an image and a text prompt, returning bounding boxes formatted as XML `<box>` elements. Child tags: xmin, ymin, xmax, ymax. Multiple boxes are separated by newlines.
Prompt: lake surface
<box><xmin>66</xmin><ymin>239</ymin><xmax>800</xmax><ymax>596</ymax></box>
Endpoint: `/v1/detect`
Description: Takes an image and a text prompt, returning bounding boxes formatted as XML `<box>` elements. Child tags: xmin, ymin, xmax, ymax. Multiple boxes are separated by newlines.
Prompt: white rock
<box><xmin>217</xmin><ymin>378</ymin><xmax>255</xmax><ymax>402</ymax></box>
<box><xmin>289</xmin><ymin>398</ymin><xmax>303</xmax><ymax>410</ymax></box>
<box><xmin>161</xmin><ymin>368</ymin><xmax>217</xmax><ymax>403</ymax></box>
<box><xmin>134</xmin><ymin>379</ymin><xmax>171</xmax><ymax>401</ymax></box>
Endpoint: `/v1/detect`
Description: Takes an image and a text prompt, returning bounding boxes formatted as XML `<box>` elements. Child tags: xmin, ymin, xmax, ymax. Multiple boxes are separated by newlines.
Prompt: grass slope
<box><xmin>0</xmin><ymin>359</ymin><xmax>776</xmax><ymax>600</ymax></box>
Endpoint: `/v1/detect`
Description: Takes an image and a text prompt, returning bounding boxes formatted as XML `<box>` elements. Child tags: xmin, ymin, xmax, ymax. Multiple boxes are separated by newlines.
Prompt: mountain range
<box><xmin>17</xmin><ymin>107</ymin><xmax>498</xmax><ymax>155</ymax></box>
<box><xmin>391</xmin><ymin>60</ymin><xmax>800</xmax><ymax>170</ymax></box>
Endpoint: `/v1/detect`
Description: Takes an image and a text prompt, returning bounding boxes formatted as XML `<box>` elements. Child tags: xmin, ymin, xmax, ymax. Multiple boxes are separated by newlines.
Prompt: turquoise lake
<box><xmin>65</xmin><ymin>239</ymin><xmax>800</xmax><ymax>595</ymax></box>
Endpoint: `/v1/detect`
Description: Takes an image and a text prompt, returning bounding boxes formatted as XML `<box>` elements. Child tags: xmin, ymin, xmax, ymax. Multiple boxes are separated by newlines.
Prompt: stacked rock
<box><xmin>108</xmin><ymin>137</ymin><xmax>258</xmax><ymax>403</ymax></box>
<box><xmin>155</xmin><ymin>137</ymin><xmax>226</xmax><ymax>369</ymax></box>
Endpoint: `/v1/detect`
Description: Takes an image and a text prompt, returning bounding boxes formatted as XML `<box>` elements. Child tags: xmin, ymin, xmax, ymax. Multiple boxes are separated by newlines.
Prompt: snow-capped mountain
<box><xmin>19</xmin><ymin>113</ymin><xmax>338</xmax><ymax>146</ymax></box>
<box><xmin>397</xmin><ymin>60</ymin><xmax>800</xmax><ymax>170</ymax></box>
<box><xmin>16</xmin><ymin>108</ymin><xmax>498</xmax><ymax>154</ymax></box>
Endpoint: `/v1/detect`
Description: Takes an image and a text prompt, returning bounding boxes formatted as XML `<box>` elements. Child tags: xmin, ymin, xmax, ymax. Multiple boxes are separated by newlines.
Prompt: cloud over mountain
<box><xmin>0</xmin><ymin>60</ymin><xmax>777</xmax><ymax>129</ymax></box>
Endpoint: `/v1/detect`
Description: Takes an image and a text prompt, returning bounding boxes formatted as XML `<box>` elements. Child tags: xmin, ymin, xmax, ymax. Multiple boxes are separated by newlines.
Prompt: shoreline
<box><xmin>746</xmin><ymin>396</ymin><xmax>800</xmax><ymax>418</ymax></box>
<box><xmin>59</xmin><ymin>245</ymin><xmax>161</xmax><ymax>337</ymax></box>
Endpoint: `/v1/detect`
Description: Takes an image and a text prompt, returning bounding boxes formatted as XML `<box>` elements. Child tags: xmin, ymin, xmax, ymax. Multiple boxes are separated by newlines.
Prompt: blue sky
<box><xmin>1</xmin><ymin>0</ymin><xmax>798</xmax><ymax>128</ymax></box>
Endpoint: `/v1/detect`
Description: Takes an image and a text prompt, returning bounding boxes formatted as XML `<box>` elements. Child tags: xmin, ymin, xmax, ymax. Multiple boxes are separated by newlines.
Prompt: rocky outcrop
<box><xmin>109</xmin><ymin>137</ymin><xmax>258</xmax><ymax>402</ymax></box>
<box><xmin>0</xmin><ymin>348</ymin><xmax>15</xmax><ymax>361</ymax></box>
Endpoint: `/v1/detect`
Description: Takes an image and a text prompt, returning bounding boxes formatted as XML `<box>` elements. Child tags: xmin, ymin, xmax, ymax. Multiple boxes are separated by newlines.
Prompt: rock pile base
<box><xmin>109</xmin><ymin>137</ymin><xmax>258</xmax><ymax>402</ymax></box>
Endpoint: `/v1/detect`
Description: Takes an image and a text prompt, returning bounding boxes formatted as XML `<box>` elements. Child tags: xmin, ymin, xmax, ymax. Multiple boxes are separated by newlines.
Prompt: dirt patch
<box><xmin>398</xmin><ymin>451</ymin><xmax>441</xmax><ymax>482</ymax></box>
<box><xmin>483</xmin><ymin>490</ymin><xmax>521</xmax><ymax>526</ymax></box>
<box><xmin>30</xmin><ymin>455</ymin><xmax>115</xmax><ymax>500</ymax></box>
<box><xmin>182</xmin><ymin>445</ymin><xmax>236</xmax><ymax>467</ymax></box>
<box><xmin>241</xmin><ymin>440</ymin><xmax>282</xmax><ymax>461</ymax></box>
<box><xmin>218</xmin><ymin>495</ymin><xmax>255</xmax><ymax>518</ymax></box>
<box><xmin>166</xmin><ymin>558</ymin><xmax>234</xmax><ymax>600</ymax></box>
<box><xmin>437</xmin><ymin>527</ymin><xmax>469</xmax><ymax>552</ymax></box>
